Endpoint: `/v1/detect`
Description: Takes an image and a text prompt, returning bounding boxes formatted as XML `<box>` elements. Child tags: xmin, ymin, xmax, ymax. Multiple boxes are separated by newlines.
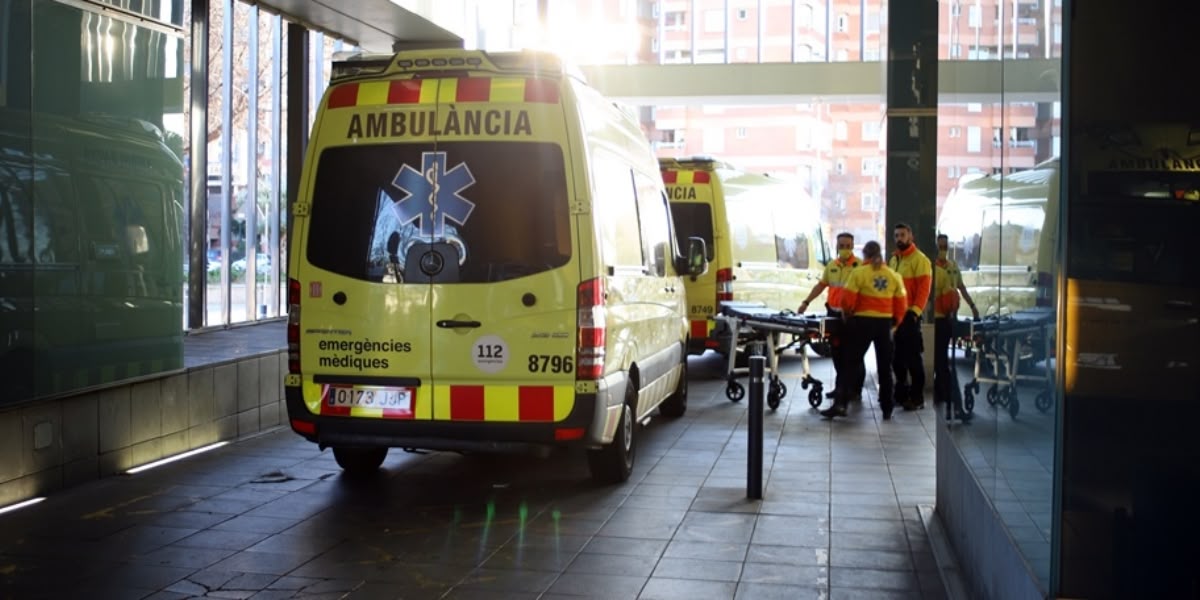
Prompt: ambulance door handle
<box><xmin>437</xmin><ymin>319</ymin><xmax>482</xmax><ymax>329</ymax></box>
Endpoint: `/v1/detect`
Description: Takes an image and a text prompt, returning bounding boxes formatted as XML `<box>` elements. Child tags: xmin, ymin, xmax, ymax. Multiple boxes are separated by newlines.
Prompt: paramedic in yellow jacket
<box><xmin>933</xmin><ymin>233</ymin><xmax>978</xmax><ymax>418</ymax></box>
<box><xmin>799</xmin><ymin>232</ymin><xmax>860</xmax><ymax>402</ymax></box>
<box><xmin>888</xmin><ymin>222</ymin><xmax>932</xmax><ymax>411</ymax></box>
<box><xmin>821</xmin><ymin>241</ymin><xmax>907</xmax><ymax>420</ymax></box>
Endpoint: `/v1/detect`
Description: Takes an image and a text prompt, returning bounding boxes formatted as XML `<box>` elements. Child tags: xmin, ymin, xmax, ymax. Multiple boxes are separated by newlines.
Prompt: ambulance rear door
<box><xmin>418</xmin><ymin>75</ymin><xmax>581</xmax><ymax>426</ymax></box>
<box><xmin>665</xmin><ymin>169</ymin><xmax>719</xmax><ymax>344</ymax></box>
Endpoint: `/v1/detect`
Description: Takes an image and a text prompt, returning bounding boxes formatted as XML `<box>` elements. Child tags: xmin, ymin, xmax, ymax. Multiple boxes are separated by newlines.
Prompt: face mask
<box><xmin>838</xmin><ymin>249</ymin><xmax>852</xmax><ymax>260</ymax></box>
<box><xmin>896</xmin><ymin>240</ymin><xmax>911</xmax><ymax>250</ymax></box>
<box><xmin>937</xmin><ymin>249</ymin><xmax>948</xmax><ymax>260</ymax></box>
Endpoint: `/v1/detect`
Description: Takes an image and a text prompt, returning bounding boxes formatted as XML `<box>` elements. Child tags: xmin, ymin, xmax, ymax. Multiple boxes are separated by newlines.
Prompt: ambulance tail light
<box><xmin>288</xmin><ymin>278</ymin><xmax>301</xmax><ymax>374</ymax></box>
<box><xmin>716</xmin><ymin>268</ymin><xmax>734</xmax><ymax>303</ymax></box>
<box><xmin>1035</xmin><ymin>271</ymin><xmax>1054</xmax><ymax>308</ymax></box>
<box><xmin>576</xmin><ymin>277</ymin><xmax>607</xmax><ymax>380</ymax></box>
<box><xmin>692</xmin><ymin>171</ymin><xmax>711</xmax><ymax>184</ymax></box>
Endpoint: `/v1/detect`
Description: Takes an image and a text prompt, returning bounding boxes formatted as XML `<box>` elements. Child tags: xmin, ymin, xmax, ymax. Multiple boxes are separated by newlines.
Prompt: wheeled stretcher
<box><xmin>956</xmin><ymin>307</ymin><xmax>1055</xmax><ymax>419</ymax></box>
<box><xmin>713</xmin><ymin>302</ymin><xmax>843</xmax><ymax>411</ymax></box>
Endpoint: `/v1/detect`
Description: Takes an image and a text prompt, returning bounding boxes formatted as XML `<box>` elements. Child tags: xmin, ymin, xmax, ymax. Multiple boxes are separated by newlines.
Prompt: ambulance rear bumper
<box><xmin>285</xmin><ymin>386</ymin><xmax>612</xmax><ymax>453</ymax></box>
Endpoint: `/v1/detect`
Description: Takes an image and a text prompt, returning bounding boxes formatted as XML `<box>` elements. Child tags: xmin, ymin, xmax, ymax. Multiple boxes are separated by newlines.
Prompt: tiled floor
<box><xmin>0</xmin><ymin>349</ymin><xmax>949</xmax><ymax>599</ymax></box>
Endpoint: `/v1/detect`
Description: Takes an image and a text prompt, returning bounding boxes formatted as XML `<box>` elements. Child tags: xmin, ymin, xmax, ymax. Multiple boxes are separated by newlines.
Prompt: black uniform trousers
<box><xmin>892</xmin><ymin>313</ymin><xmax>925</xmax><ymax>406</ymax></box>
<box><xmin>837</xmin><ymin>315</ymin><xmax>895</xmax><ymax>415</ymax></box>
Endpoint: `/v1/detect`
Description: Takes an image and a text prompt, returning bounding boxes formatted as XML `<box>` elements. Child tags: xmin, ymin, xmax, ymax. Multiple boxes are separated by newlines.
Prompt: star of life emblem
<box><xmin>389</xmin><ymin>152</ymin><xmax>476</xmax><ymax>239</ymax></box>
<box><xmin>873</xmin><ymin>276</ymin><xmax>889</xmax><ymax>291</ymax></box>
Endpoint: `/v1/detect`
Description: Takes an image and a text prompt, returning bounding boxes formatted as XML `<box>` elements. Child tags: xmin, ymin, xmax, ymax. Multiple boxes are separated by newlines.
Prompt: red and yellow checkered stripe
<box><xmin>316</xmin><ymin>383</ymin><xmax>574</xmax><ymax>422</ymax></box>
<box><xmin>326</xmin><ymin>77</ymin><xmax>560</xmax><ymax>109</ymax></box>
<box><xmin>661</xmin><ymin>170</ymin><xmax>711</xmax><ymax>185</ymax></box>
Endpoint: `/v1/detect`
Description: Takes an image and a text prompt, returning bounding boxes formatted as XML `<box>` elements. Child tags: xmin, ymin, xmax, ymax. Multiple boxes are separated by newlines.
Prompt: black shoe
<box><xmin>825</xmin><ymin>390</ymin><xmax>838</xmax><ymax>399</ymax></box>
<box><xmin>851</xmin><ymin>394</ymin><xmax>863</xmax><ymax>403</ymax></box>
<box><xmin>902</xmin><ymin>401</ymin><xmax>925</xmax><ymax>411</ymax></box>
<box><xmin>819</xmin><ymin>405</ymin><xmax>847</xmax><ymax>418</ymax></box>
<box><xmin>882</xmin><ymin>409</ymin><xmax>893</xmax><ymax>420</ymax></box>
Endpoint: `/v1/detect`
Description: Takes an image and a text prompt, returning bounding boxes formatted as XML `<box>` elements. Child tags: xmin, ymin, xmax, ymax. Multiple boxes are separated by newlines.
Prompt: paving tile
<box><xmin>638</xmin><ymin>577</ymin><xmax>737</xmax><ymax>600</ymax></box>
<box><xmin>544</xmin><ymin>572</ymin><xmax>647</xmax><ymax>599</ymax></box>
<box><xmin>652</xmin><ymin>557</ymin><xmax>742</xmax><ymax>582</ymax></box>
<box><xmin>734</xmin><ymin>582</ymin><xmax>825</xmax><ymax>600</ymax></box>
<box><xmin>565</xmin><ymin>552</ymin><xmax>657</xmax><ymax>577</ymax></box>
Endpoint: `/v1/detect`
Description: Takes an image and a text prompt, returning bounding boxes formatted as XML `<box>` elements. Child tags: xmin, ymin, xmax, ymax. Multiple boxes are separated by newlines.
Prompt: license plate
<box><xmin>325</xmin><ymin>386</ymin><xmax>412</xmax><ymax>411</ymax></box>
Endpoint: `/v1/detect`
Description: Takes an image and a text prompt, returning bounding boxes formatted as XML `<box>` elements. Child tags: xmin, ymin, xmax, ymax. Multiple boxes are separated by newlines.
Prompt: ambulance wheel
<box><xmin>660</xmin><ymin>359</ymin><xmax>688</xmax><ymax>418</ymax></box>
<box><xmin>589</xmin><ymin>384</ymin><xmax>637</xmax><ymax>484</ymax></box>
<box><xmin>1035</xmin><ymin>391</ymin><xmax>1052</xmax><ymax>413</ymax></box>
<box><xmin>726</xmin><ymin>381</ymin><xmax>745</xmax><ymax>402</ymax></box>
<box><xmin>333</xmin><ymin>446</ymin><xmax>388</xmax><ymax>476</ymax></box>
<box><xmin>808</xmin><ymin>388</ymin><xmax>823</xmax><ymax>408</ymax></box>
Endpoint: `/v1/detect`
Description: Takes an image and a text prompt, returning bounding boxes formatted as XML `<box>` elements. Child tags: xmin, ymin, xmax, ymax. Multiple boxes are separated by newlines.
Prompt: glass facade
<box><xmin>0</xmin><ymin>0</ymin><xmax>186</xmax><ymax>405</ymax></box>
<box><xmin>0</xmin><ymin>0</ymin><xmax>346</xmax><ymax>405</ymax></box>
<box><xmin>935</xmin><ymin>1</ymin><xmax>1063</xmax><ymax>592</ymax></box>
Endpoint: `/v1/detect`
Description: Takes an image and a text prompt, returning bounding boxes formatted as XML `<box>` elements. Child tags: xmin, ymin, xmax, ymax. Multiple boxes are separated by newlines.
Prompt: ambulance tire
<box><xmin>589</xmin><ymin>383</ymin><xmax>637</xmax><ymax>484</ymax></box>
<box><xmin>659</xmin><ymin>358</ymin><xmax>688</xmax><ymax>418</ymax></box>
<box><xmin>333</xmin><ymin>446</ymin><xmax>388</xmax><ymax>476</ymax></box>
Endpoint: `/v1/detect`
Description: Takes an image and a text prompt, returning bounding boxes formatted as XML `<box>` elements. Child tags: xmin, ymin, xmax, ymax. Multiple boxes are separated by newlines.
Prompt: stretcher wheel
<box><xmin>774</xmin><ymin>380</ymin><xmax>788</xmax><ymax>399</ymax></box>
<box><xmin>767</xmin><ymin>391</ymin><xmax>781</xmax><ymax>411</ymax></box>
<box><xmin>800</xmin><ymin>378</ymin><xmax>810</xmax><ymax>390</ymax></box>
<box><xmin>963</xmin><ymin>388</ymin><xmax>975</xmax><ymax>414</ymax></box>
<box><xmin>808</xmin><ymin>388</ymin><xmax>823</xmax><ymax>408</ymax></box>
<box><xmin>1035</xmin><ymin>391</ymin><xmax>1052</xmax><ymax>413</ymax></box>
<box><xmin>986</xmin><ymin>385</ymin><xmax>999</xmax><ymax>406</ymax></box>
<box><xmin>726</xmin><ymin>381</ymin><xmax>745</xmax><ymax>402</ymax></box>
<box><xmin>1008</xmin><ymin>392</ymin><xmax>1020</xmax><ymax>418</ymax></box>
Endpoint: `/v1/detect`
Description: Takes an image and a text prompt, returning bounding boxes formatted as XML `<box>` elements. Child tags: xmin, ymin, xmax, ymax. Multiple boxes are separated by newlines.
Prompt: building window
<box><xmin>705</xmin><ymin>127</ymin><xmax>725</xmax><ymax>153</ymax></box>
<box><xmin>865</xmin><ymin>47</ymin><xmax>880</xmax><ymax>61</ymax></box>
<box><xmin>834</xmin><ymin>192</ymin><xmax>847</xmax><ymax>211</ymax></box>
<box><xmin>862</xmin><ymin>121</ymin><xmax>881</xmax><ymax>141</ymax></box>
<box><xmin>861</xmin><ymin>158</ymin><xmax>881</xmax><ymax>176</ymax></box>
<box><xmin>796</xmin><ymin>44</ymin><xmax>812</xmax><ymax>61</ymax></box>
<box><xmin>865</xmin><ymin>11</ymin><xmax>880</xmax><ymax>33</ymax></box>
<box><xmin>737</xmin><ymin>8</ymin><xmax>748</xmax><ymax>20</ymax></box>
<box><xmin>837</xmin><ymin>14</ymin><xmax>848</xmax><ymax>32</ymax></box>
<box><xmin>861</xmin><ymin>192</ymin><xmax>881</xmax><ymax>211</ymax></box>
<box><xmin>947</xmin><ymin>165</ymin><xmax>960</xmax><ymax>178</ymax></box>
<box><xmin>798</xmin><ymin>5</ymin><xmax>813</xmax><ymax>28</ymax></box>
<box><xmin>836</xmin><ymin>49</ymin><xmax>849</xmax><ymax>61</ymax></box>
<box><xmin>967</xmin><ymin>126</ymin><xmax>981</xmax><ymax>152</ymax></box>
<box><xmin>950</xmin><ymin>44</ymin><xmax>961</xmax><ymax>58</ymax></box>
<box><xmin>736</xmin><ymin>127</ymin><xmax>748</xmax><ymax>139</ymax></box>
<box><xmin>968</xmin><ymin>5</ymin><xmax>981</xmax><ymax>27</ymax></box>
<box><xmin>967</xmin><ymin>102</ymin><xmax>982</xmax><ymax>112</ymax></box>
<box><xmin>950</xmin><ymin>2</ymin><xmax>961</xmax><ymax>17</ymax></box>
<box><xmin>664</xmin><ymin>11</ymin><xmax>686</xmax><ymax>30</ymax></box>
<box><xmin>835</xmin><ymin>159</ymin><xmax>845</xmax><ymax>174</ymax></box>
<box><xmin>835</xmin><ymin>121</ymin><xmax>847</xmax><ymax>140</ymax></box>
<box><xmin>1054</xmin><ymin>23</ymin><xmax>1063</xmax><ymax>44</ymax></box>
<box><xmin>949</xmin><ymin>126</ymin><xmax>962</xmax><ymax>138</ymax></box>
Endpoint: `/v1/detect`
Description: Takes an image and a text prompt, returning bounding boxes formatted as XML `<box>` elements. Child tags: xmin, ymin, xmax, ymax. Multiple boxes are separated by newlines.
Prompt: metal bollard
<box><xmin>747</xmin><ymin>349</ymin><xmax>765</xmax><ymax>500</ymax></box>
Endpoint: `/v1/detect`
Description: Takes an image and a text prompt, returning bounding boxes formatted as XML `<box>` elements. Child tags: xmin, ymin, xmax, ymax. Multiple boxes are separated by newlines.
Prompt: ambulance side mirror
<box><xmin>682</xmin><ymin>237</ymin><xmax>708</xmax><ymax>279</ymax></box>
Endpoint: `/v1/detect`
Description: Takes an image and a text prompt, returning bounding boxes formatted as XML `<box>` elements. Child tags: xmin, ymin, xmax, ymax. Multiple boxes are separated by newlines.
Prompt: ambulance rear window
<box><xmin>306</xmin><ymin>141</ymin><xmax>570</xmax><ymax>283</ymax></box>
<box><xmin>668</xmin><ymin>203</ymin><xmax>715</xmax><ymax>261</ymax></box>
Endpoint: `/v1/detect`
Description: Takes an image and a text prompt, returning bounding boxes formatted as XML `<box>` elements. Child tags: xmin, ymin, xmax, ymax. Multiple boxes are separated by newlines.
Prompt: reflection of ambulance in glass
<box><xmin>285</xmin><ymin>48</ymin><xmax>706</xmax><ymax>483</ymax></box>
<box><xmin>938</xmin><ymin>158</ymin><xmax>1060</xmax><ymax>318</ymax></box>
<box><xmin>1064</xmin><ymin>123</ymin><xmax>1200</xmax><ymax>400</ymax></box>
<box><xmin>659</xmin><ymin>157</ymin><xmax>828</xmax><ymax>357</ymax></box>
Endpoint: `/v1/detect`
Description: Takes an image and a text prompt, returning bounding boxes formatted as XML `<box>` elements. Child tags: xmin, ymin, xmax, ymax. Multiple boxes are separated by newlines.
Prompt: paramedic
<box><xmin>799</xmin><ymin>232</ymin><xmax>861</xmax><ymax>403</ymax></box>
<box><xmin>933</xmin><ymin>233</ymin><xmax>977</xmax><ymax>419</ymax></box>
<box><xmin>888</xmin><ymin>222</ymin><xmax>932</xmax><ymax>411</ymax></box>
<box><xmin>820</xmin><ymin>241</ymin><xmax>907</xmax><ymax>420</ymax></box>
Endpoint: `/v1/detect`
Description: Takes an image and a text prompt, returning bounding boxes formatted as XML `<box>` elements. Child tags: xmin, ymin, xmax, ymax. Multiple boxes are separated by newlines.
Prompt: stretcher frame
<box><xmin>956</xmin><ymin>308</ymin><xmax>1055</xmax><ymax>419</ymax></box>
<box><xmin>713</xmin><ymin>302</ymin><xmax>842</xmax><ymax>411</ymax></box>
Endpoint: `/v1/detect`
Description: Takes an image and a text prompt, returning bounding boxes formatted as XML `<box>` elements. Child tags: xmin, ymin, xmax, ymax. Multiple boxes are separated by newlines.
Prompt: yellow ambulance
<box><xmin>284</xmin><ymin>49</ymin><xmax>706</xmax><ymax>483</ymax></box>
<box><xmin>938</xmin><ymin>158</ymin><xmax>1060</xmax><ymax>317</ymax></box>
<box><xmin>659</xmin><ymin>157</ymin><xmax>828</xmax><ymax>356</ymax></box>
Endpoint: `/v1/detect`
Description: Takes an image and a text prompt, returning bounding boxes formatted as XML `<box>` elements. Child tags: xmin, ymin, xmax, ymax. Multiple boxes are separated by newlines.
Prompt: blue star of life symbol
<box><xmin>873</xmin><ymin>276</ymin><xmax>889</xmax><ymax>291</ymax></box>
<box><xmin>390</xmin><ymin>152</ymin><xmax>476</xmax><ymax>238</ymax></box>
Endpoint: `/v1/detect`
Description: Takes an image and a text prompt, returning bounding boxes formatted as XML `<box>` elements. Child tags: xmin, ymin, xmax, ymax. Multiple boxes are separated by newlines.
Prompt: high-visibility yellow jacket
<box><xmin>820</xmin><ymin>255</ymin><xmax>860</xmax><ymax>310</ymax></box>
<box><xmin>838</xmin><ymin>263</ymin><xmax>908</xmax><ymax>327</ymax></box>
<box><xmin>933</xmin><ymin>257</ymin><xmax>962</xmax><ymax>318</ymax></box>
<box><xmin>888</xmin><ymin>244</ymin><xmax>932</xmax><ymax>317</ymax></box>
